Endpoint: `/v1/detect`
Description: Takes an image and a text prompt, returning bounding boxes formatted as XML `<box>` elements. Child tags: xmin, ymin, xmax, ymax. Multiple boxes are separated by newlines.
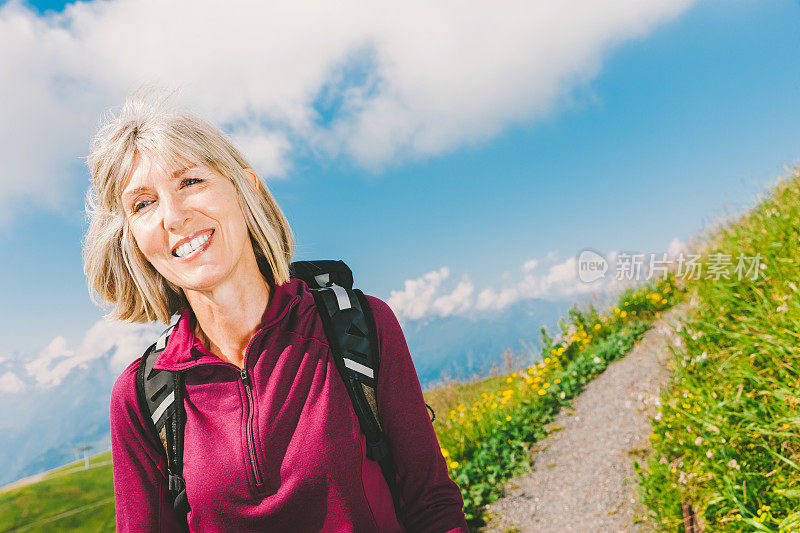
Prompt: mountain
<box><xmin>407</xmin><ymin>298</ymin><xmax>577</xmax><ymax>388</ymax></box>
<box><xmin>0</xmin><ymin>297</ymin><xmax>575</xmax><ymax>486</ymax></box>
<box><xmin>0</xmin><ymin>348</ymin><xmax>117</xmax><ymax>487</ymax></box>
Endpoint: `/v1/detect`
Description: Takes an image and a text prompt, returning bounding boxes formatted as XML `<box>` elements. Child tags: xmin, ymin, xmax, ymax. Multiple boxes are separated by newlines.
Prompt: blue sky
<box><xmin>0</xmin><ymin>0</ymin><xmax>798</xmax><ymax>364</ymax></box>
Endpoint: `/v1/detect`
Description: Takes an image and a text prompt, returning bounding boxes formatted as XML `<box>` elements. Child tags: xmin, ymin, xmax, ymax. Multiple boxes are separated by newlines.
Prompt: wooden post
<box><xmin>682</xmin><ymin>499</ymin><xmax>704</xmax><ymax>533</ymax></box>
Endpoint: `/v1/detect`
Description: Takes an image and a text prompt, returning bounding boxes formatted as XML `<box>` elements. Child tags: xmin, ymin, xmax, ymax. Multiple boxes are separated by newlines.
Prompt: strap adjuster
<box><xmin>168</xmin><ymin>474</ymin><xmax>190</xmax><ymax>513</ymax></box>
<box><xmin>168</xmin><ymin>473</ymin><xmax>185</xmax><ymax>492</ymax></box>
<box><xmin>366</xmin><ymin>437</ymin><xmax>389</xmax><ymax>461</ymax></box>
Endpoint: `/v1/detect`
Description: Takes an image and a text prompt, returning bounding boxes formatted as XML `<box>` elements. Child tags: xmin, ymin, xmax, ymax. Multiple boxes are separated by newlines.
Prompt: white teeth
<box><xmin>174</xmin><ymin>232</ymin><xmax>211</xmax><ymax>258</ymax></box>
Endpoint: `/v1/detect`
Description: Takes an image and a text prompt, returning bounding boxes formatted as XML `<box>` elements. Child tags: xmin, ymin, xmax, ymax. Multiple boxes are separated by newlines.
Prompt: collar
<box><xmin>153</xmin><ymin>278</ymin><xmax>304</xmax><ymax>372</ymax></box>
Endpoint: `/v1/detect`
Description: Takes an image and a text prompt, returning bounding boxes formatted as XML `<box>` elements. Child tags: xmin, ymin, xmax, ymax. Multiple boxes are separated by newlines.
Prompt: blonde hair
<box><xmin>84</xmin><ymin>88</ymin><xmax>294</xmax><ymax>323</ymax></box>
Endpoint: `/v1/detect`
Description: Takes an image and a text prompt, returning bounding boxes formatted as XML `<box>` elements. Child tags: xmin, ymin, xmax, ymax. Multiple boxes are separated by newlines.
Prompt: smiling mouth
<box><xmin>171</xmin><ymin>229</ymin><xmax>214</xmax><ymax>259</ymax></box>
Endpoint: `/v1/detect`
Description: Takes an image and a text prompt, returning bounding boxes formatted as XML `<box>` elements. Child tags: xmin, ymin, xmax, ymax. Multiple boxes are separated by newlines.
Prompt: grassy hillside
<box><xmin>637</xmin><ymin>168</ymin><xmax>800</xmax><ymax>531</ymax></box>
<box><xmin>1</xmin><ymin>278</ymin><xmax>680</xmax><ymax>531</ymax></box>
<box><xmin>0</xmin><ymin>452</ymin><xmax>114</xmax><ymax>532</ymax></box>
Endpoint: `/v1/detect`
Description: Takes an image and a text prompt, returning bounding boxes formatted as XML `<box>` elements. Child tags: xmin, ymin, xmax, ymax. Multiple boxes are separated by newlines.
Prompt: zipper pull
<box><xmin>240</xmin><ymin>367</ymin><xmax>251</xmax><ymax>388</ymax></box>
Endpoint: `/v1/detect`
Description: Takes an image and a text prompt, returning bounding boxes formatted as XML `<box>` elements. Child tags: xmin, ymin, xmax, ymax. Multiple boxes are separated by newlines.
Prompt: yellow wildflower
<box><xmin>538</xmin><ymin>389</ymin><xmax>546</xmax><ymax>396</ymax></box>
<box><xmin>449</xmin><ymin>461</ymin><xmax>459</xmax><ymax>469</ymax></box>
<box><xmin>441</xmin><ymin>448</ymin><xmax>450</xmax><ymax>458</ymax></box>
<box><xmin>620</xmin><ymin>310</ymin><xmax>628</xmax><ymax>318</ymax></box>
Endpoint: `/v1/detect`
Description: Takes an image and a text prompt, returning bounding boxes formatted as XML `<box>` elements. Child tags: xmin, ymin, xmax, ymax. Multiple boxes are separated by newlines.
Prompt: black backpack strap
<box><xmin>290</xmin><ymin>260</ymin><xmax>404</xmax><ymax>518</ymax></box>
<box><xmin>135</xmin><ymin>322</ymin><xmax>190</xmax><ymax>518</ymax></box>
<box><xmin>290</xmin><ymin>260</ymin><xmax>354</xmax><ymax>290</ymax></box>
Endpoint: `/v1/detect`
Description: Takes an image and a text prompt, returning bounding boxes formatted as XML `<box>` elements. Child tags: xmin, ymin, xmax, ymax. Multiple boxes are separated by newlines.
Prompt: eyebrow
<box><xmin>172</xmin><ymin>164</ymin><xmax>197</xmax><ymax>180</ymax></box>
<box><xmin>121</xmin><ymin>164</ymin><xmax>199</xmax><ymax>204</ymax></box>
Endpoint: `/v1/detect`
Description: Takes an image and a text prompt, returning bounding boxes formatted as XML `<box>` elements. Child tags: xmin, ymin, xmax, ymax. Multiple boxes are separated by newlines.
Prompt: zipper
<box><xmin>240</xmin><ymin>366</ymin><xmax>264</xmax><ymax>490</ymax></box>
<box><xmin>154</xmin><ymin>300</ymin><xmax>303</xmax><ymax>494</ymax></box>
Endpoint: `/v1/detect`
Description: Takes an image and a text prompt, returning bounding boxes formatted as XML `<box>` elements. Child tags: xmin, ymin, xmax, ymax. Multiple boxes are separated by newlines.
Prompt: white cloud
<box><xmin>431</xmin><ymin>278</ymin><xmax>475</xmax><ymax>317</ymax></box>
<box><xmin>544</xmin><ymin>250</ymin><xmax>560</xmax><ymax>263</ymax></box>
<box><xmin>0</xmin><ymin>0</ymin><xmax>695</xmax><ymax>219</ymax></box>
<box><xmin>476</xmin><ymin>256</ymin><xmax>599</xmax><ymax>311</ymax></box>
<box><xmin>24</xmin><ymin>320</ymin><xmax>161</xmax><ymax>388</ymax></box>
<box><xmin>388</xmin><ymin>254</ymin><xmax>601</xmax><ymax>320</ymax></box>
<box><xmin>476</xmin><ymin>287</ymin><xmax>521</xmax><ymax>312</ymax></box>
<box><xmin>0</xmin><ymin>372</ymin><xmax>25</xmax><ymax>393</ymax></box>
<box><xmin>387</xmin><ymin>267</ymin><xmax>451</xmax><ymax>320</ymax></box>
<box><xmin>230</xmin><ymin>129</ymin><xmax>292</xmax><ymax>181</ymax></box>
<box><xmin>389</xmin><ymin>238</ymin><xmax>686</xmax><ymax>320</ymax></box>
<box><xmin>522</xmin><ymin>259</ymin><xmax>539</xmax><ymax>272</ymax></box>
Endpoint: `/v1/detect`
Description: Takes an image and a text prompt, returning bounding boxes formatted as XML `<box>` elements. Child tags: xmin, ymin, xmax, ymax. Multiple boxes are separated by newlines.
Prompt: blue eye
<box><xmin>181</xmin><ymin>177</ymin><xmax>203</xmax><ymax>188</ymax></box>
<box><xmin>132</xmin><ymin>200</ymin><xmax>152</xmax><ymax>213</ymax></box>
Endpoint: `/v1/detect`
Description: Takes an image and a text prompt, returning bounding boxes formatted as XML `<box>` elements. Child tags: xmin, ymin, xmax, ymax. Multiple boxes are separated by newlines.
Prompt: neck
<box><xmin>185</xmin><ymin>271</ymin><xmax>271</xmax><ymax>369</ymax></box>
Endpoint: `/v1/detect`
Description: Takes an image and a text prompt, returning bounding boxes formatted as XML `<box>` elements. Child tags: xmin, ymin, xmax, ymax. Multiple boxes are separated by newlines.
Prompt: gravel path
<box><xmin>482</xmin><ymin>306</ymin><xmax>685</xmax><ymax>533</ymax></box>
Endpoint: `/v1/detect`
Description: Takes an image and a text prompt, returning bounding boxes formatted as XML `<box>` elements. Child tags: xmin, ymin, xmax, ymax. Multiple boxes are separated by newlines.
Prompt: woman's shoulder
<box><xmin>110</xmin><ymin>357</ymin><xmax>144</xmax><ymax>418</ymax></box>
<box><xmin>361</xmin><ymin>294</ymin><xmax>407</xmax><ymax>347</ymax></box>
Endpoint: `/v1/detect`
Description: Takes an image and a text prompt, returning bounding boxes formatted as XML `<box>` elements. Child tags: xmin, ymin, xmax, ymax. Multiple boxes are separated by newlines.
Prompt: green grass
<box><xmin>0</xmin><ymin>454</ymin><xmax>115</xmax><ymax>532</ymax></box>
<box><xmin>636</xmin><ymin>167</ymin><xmax>800</xmax><ymax>532</ymax></box>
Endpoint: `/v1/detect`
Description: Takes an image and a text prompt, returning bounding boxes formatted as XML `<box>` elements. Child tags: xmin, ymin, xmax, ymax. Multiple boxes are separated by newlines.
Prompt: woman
<box><xmin>84</xmin><ymin>91</ymin><xmax>468</xmax><ymax>532</ymax></box>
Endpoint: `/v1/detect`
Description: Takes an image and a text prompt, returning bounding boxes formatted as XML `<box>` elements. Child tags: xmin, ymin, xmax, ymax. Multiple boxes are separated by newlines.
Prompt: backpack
<box><xmin>134</xmin><ymin>260</ymin><xmax>435</xmax><ymax>522</ymax></box>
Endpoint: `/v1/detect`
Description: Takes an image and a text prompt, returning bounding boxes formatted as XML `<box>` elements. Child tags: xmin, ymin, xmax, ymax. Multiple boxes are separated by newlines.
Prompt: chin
<box><xmin>169</xmin><ymin>269</ymin><xmax>228</xmax><ymax>293</ymax></box>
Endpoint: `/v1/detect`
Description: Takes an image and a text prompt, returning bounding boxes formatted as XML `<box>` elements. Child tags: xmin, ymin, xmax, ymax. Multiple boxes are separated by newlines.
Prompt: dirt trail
<box><xmin>482</xmin><ymin>306</ymin><xmax>685</xmax><ymax>533</ymax></box>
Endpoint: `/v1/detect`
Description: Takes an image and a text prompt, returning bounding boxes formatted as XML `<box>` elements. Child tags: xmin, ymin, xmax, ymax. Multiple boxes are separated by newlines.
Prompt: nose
<box><xmin>160</xmin><ymin>193</ymin><xmax>190</xmax><ymax>234</ymax></box>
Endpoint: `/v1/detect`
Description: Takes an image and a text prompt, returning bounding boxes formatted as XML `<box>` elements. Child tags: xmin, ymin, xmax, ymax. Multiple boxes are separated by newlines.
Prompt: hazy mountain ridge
<box><xmin>0</xmin><ymin>349</ymin><xmax>116</xmax><ymax>486</ymax></box>
<box><xmin>410</xmin><ymin>298</ymin><xmax>577</xmax><ymax>387</ymax></box>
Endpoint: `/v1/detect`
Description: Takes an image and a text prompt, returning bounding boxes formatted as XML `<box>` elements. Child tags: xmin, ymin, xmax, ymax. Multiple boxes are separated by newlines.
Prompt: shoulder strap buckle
<box><xmin>366</xmin><ymin>436</ymin><xmax>390</xmax><ymax>462</ymax></box>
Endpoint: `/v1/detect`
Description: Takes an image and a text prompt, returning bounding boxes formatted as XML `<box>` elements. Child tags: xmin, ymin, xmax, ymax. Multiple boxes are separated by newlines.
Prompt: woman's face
<box><xmin>121</xmin><ymin>154</ymin><xmax>257</xmax><ymax>293</ymax></box>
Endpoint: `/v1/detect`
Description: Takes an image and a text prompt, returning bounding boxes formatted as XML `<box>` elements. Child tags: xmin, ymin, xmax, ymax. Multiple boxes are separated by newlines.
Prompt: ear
<box><xmin>243</xmin><ymin>168</ymin><xmax>260</xmax><ymax>191</ymax></box>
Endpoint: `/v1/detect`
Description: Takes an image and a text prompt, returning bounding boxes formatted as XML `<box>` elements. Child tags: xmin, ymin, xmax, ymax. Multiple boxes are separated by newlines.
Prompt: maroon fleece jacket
<box><xmin>110</xmin><ymin>277</ymin><xmax>468</xmax><ymax>532</ymax></box>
